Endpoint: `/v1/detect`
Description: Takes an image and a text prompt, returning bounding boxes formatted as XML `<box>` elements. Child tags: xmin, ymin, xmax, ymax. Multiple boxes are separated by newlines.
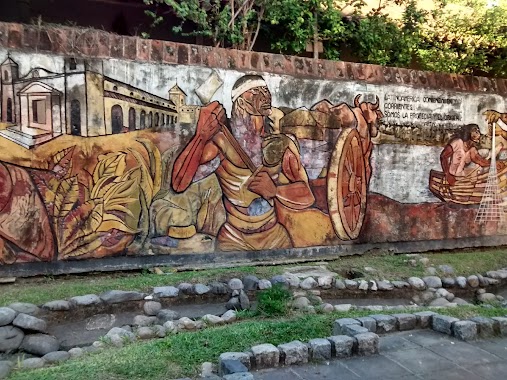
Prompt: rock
<box><xmin>202</xmin><ymin>314</ymin><xmax>224</xmax><ymax>325</ymax></box>
<box><xmin>425</xmin><ymin>267</ymin><xmax>437</xmax><ymax>275</ymax></box>
<box><xmin>438</xmin><ymin>264</ymin><xmax>454</xmax><ymax>274</ymax></box>
<box><xmin>42</xmin><ymin>300</ymin><xmax>72</xmax><ymax>311</ymax></box>
<box><xmin>243</xmin><ymin>275</ymin><xmax>259</xmax><ymax>291</ymax></box>
<box><xmin>441</xmin><ymin>278</ymin><xmax>456</xmax><ymax>288</ymax></box>
<box><xmin>368</xmin><ymin>280</ymin><xmax>378</xmax><ymax>291</ymax></box>
<box><xmin>432</xmin><ymin>315</ymin><xmax>459</xmax><ymax>335</ymax></box>
<box><xmin>470</xmin><ymin>317</ymin><xmax>495</xmax><ymax>338</ymax></box>
<box><xmin>327</xmin><ymin>335</ymin><xmax>354</xmax><ymax>358</ymax></box>
<box><xmin>68</xmin><ymin>347</ymin><xmax>84</xmax><ymax>358</ymax></box>
<box><xmin>153</xmin><ymin>286</ymin><xmax>179</xmax><ymax>298</ymax></box>
<box><xmin>453</xmin><ymin>297</ymin><xmax>470</xmax><ymax>305</ymax></box>
<box><xmin>201</xmin><ymin>361</ymin><xmax>214</xmax><ymax>377</ymax></box>
<box><xmin>452</xmin><ymin>321</ymin><xmax>477</xmax><ymax>341</ymax></box>
<box><xmin>223</xmin><ymin>373</ymin><xmax>254</xmax><ymax>380</ymax></box>
<box><xmin>226</xmin><ymin>297</ymin><xmax>241</xmax><ymax>311</ymax></box>
<box><xmin>321</xmin><ymin>303</ymin><xmax>335</xmax><ymax>313</ymax></box>
<box><xmin>153</xmin><ymin>325</ymin><xmax>167</xmax><ymax>337</ymax></box>
<box><xmin>239</xmin><ymin>290</ymin><xmax>250</xmax><ymax>310</ymax></box>
<box><xmin>392</xmin><ymin>281</ymin><xmax>410</xmax><ymax>289</ymax></box>
<box><xmin>178</xmin><ymin>283</ymin><xmax>194</xmax><ymax>295</ymax></box>
<box><xmin>477</xmin><ymin>288</ymin><xmax>486</xmax><ymax>295</ymax></box>
<box><xmin>250</xmin><ymin>343</ymin><xmax>279</xmax><ymax>368</ymax></box>
<box><xmin>0</xmin><ymin>308</ymin><xmax>16</xmax><ymax>327</ymax></box>
<box><xmin>358</xmin><ymin>280</ymin><xmax>368</xmax><ymax>290</ymax></box>
<box><xmin>163</xmin><ymin>321</ymin><xmax>178</xmax><ymax>334</ymax></box>
<box><xmin>133</xmin><ymin>315</ymin><xmax>158</xmax><ymax>326</ymax></box>
<box><xmin>423</xmin><ymin>276</ymin><xmax>442</xmax><ymax>288</ymax></box>
<box><xmin>435</xmin><ymin>288</ymin><xmax>449</xmax><ymax>298</ymax></box>
<box><xmin>293</xmin><ymin>297</ymin><xmax>310</xmax><ymax>309</ymax></box>
<box><xmin>105</xmin><ymin>327</ymin><xmax>136</xmax><ymax>347</ymax></box>
<box><xmin>284</xmin><ymin>274</ymin><xmax>300</xmax><ymax>288</ymax></box>
<box><xmin>270</xmin><ymin>275</ymin><xmax>288</xmax><ymax>287</ymax></box>
<box><xmin>364</xmin><ymin>266</ymin><xmax>376</xmax><ymax>273</ymax></box>
<box><xmin>228</xmin><ymin>278</ymin><xmax>244</xmax><ymax>291</ymax></box>
<box><xmin>219</xmin><ymin>352</ymin><xmax>251</xmax><ymax>373</ymax></box>
<box><xmin>408</xmin><ymin>277</ymin><xmax>426</xmax><ymax>290</ymax></box>
<box><xmin>143</xmin><ymin>301</ymin><xmax>162</xmax><ymax>316</ymax></box>
<box><xmin>445</xmin><ymin>292</ymin><xmax>455</xmax><ymax>302</ymax></box>
<box><xmin>334</xmin><ymin>279</ymin><xmax>346</xmax><ymax>289</ymax></box>
<box><xmin>222</xmin><ymin>310</ymin><xmax>237</xmax><ymax>323</ymax></box>
<box><xmin>21</xmin><ymin>334</ymin><xmax>59</xmax><ymax>356</ymax></box>
<box><xmin>21</xmin><ymin>358</ymin><xmax>45</xmax><ymax>369</ymax></box>
<box><xmin>334</xmin><ymin>304</ymin><xmax>352</xmax><ymax>312</ymax></box>
<box><xmin>278</xmin><ymin>340</ymin><xmax>308</xmax><ymax>365</ymax></box>
<box><xmin>8</xmin><ymin>303</ymin><xmax>40</xmax><ymax>316</ymax></box>
<box><xmin>177</xmin><ymin>317</ymin><xmax>196</xmax><ymax>330</ymax></box>
<box><xmin>317</xmin><ymin>276</ymin><xmax>333</xmax><ymax>289</ymax></box>
<box><xmin>0</xmin><ymin>361</ymin><xmax>12</xmax><ymax>379</ymax></box>
<box><xmin>355</xmin><ymin>332</ymin><xmax>379</xmax><ymax>356</ymax></box>
<box><xmin>419</xmin><ymin>257</ymin><xmax>430</xmax><ymax>266</ymax></box>
<box><xmin>467</xmin><ymin>275</ymin><xmax>479</xmax><ymax>288</ymax></box>
<box><xmin>492</xmin><ymin>317</ymin><xmax>507</xmax><ymax>336</ymax></box>
<box><xmin>99</xmin><ymin>290</ymin><xmax>144</xmax><ymax>304</ymax></box>
<box><xmin>408</xmin><ymin>259</ymin><xmax>418</xmax><ymax>267</ymax></box>
<box><xmin>477</xmin><ymin>274</ymin><xmax>488</xmax><ymax>287</ymax></box>
<box><xmin>220</xmin><ymin>359</ymin><xmax>248</xmax><ymax>376</ymax></box>
<box><xmin>0</xmin><ymin>326</ymin><xmax>24</xmax><ymax>352</ymax></box>
<box><xmin>121</xmin><ymin>325</ymin><xmax>132</xmax><ymax>332</ymax></box>
<box><xmin>342</xmin><ymin>324</ymin><xmax>369</xmax><ymax>337</ymax></box>
<box><xmin>308</xmin><ymin>338</ymin><xmax>331</xmax><ymax>360</ymax></box>
<box><xmin>69</xmin><ymin>294</ymin><xmax>101</xmax><ymax>307</ymax></box>
<box><xmin>85</xmin><ymin>314</ymin><xmax>116</xmax><ymax>331</ymax></box>
<box><xmin>157</xmin><ymin>309</ymin><xmax>180</xmax><ymax>323</ymax></box>
<box><xmin>392</xmin><ymin>313</ymin><xmax>416</xmax><ymax>331</ymax></box>
<box><xmin>478</xmin><ymin>293</ymin><xmax>497</xmax><ymax>303</ymax></box>
<box><xmin>194</xmin><ymin>284</ymin><xmax>211</xmax><ymax>295</ymax></box>
<box><xmin>429</xmin><ymin>297</ymin><xmax>451</xmax><ymax>307</ymax></box>
<box><xmin>455</xmin><ymin>276</ymin><xmax>467</xmax><ymax>288</ymax></box>
<box><xmin>413</xmin><ymin>311</ymin><xmax>436</xmax><ymax>329</ymax></box>
<box><xmin>12</xmin><ymin>313</ymin><xmax>47</xmax><ymax>333</ymax></box>
<box><xmin>300</xmin><ymin>277</ymin><xmax>317</xmax><ymax>290</ymax></box>
<box><xmin>258</xmin><ymin>280</ymin><xmax>272</xmax><ymax>290</ymax></box>
<box><xmin>377</xmin><ymin>280</ymin><xmax>394</xmax><ymax>291</ymax></box>
<box><xmin>137</xmin><ymin>326</ymin><xmax>157</xmax><ymax>340</ymax></box>
<box><xmin>357</xmin><ymin>317</ymin><xmax>376</xmax><ymax>332</ymax></box>
<box><xmin>305</xmin><ymin>305</ymin><xmax>316</xmax><ymax>314</ymax></box>
<box><xmin>421</xmin><ymin>291</ymin><xmax>436</xmax><ymax>303</ymax></box>
<box><xmin>370</xmin><ymin>315</ymin><xmax>397</xmax><ymax>334</ymax></box>
<box><xmin>333</xmin><ymin>318</ymin><xmax>361</xmax><ymax>335</ymax></box>
<box><xmin>42</xmin><ymin>351</ymin><xmax>70</xmax><ymax>364</ymax></box>
<box><xmin>344</xmin><ymin>280</ymin><xmax>358</xmax><ymax>289</ymax></box>
<box><xmin>486</xmin><ymin>270</ymin><xmax>507</xmax><ymax>279</ymax></box>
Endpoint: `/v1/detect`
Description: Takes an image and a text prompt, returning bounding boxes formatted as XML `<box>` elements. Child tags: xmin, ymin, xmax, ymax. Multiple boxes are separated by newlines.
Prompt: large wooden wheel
<box><xmin>327</xmin><ymin>128</ymin><xmax>368</xmax><ymax>240</ymax></box>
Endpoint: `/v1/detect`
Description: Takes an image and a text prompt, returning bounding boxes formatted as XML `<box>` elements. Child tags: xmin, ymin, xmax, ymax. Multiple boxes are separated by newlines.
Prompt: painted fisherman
<box><xmin>172</xmin><ymin>75</ymin><xmax>315</xmax><ymax>251</ymax></box>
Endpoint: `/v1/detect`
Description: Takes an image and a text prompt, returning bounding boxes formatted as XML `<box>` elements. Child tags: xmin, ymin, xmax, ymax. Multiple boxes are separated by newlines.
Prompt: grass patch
<box><xmin>255</xmin><ymin>284</ymin><xmax>292</xmax><ymax>317</ymax></box>
<box><xmin>7</xmin><ymin>305</ymin><xmax>507</xmax><ymax>380</ymax></box>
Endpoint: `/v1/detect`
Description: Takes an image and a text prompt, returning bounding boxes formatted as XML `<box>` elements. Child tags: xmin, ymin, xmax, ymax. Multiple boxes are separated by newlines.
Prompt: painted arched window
<box><xmin>70</xmin><ymin>99</ymin><xmax>81</xmax><ymax>135</ymax></box>
<box><xmin>155</xmin><ymin>113</ymin><xmax>159</xmax><ymax>127</ymax></box>
<box><xmin>128</xmin><ymin>108</ymin><xmax>136</xmax><ymax>131</ymax></box>
<box><xmin>140</xmin><ymin>110</ymin><xmax>146</xmax><ymax>129</ymax></box>
<box><xmin>3</xmin><ymin>70</ymin><xmax>9</xmax><ymax>81</ymax></box>
<box><xmin>6</xmin><ymin>98</ymin><xmax>13</xmax><ymax>123</ymax></box>
<box><xmin>111</xmin><ymin>105</ymin><xmax>123</xmax><ymax>134</ymax></box>
<box><xmin>148</xmin><ymin>112</ymin><xmax>153</xmax><ymax>128</ymax></box>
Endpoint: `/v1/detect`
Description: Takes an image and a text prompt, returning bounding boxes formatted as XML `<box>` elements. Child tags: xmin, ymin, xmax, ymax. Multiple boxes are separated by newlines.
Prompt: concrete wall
<box><xmin>1</xmin><ymin>22</ymin><xmax>507</xmax><ymax>277</ymax></box>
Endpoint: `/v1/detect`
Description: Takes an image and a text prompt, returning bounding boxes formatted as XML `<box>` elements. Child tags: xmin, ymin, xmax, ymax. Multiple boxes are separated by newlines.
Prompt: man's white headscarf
<box><xmin>231</xmin><ymin>75</ymin><xmax>267</xmax><ymax>103</ymax></box>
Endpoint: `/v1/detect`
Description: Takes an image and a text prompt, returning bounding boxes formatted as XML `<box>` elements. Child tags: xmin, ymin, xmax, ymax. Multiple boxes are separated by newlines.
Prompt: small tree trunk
<box><xmin>313</xmin><ymin>11</ymin><xmax>319</xmax><ymax>60</ymax></box>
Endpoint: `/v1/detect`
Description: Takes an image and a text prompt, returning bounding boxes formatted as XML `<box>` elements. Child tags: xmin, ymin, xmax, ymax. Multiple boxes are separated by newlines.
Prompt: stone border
<box><xmin>1</xmin><ymin>22</ymin><xmax>506</xmax><ymax>96</ymax></box>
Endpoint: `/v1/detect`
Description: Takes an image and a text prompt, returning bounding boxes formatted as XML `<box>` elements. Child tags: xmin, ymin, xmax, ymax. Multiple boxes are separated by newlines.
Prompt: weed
<box><xmin>255</xmin><ymin>284</ymin><xmax>292</xmax><ymax>317</ymax></box>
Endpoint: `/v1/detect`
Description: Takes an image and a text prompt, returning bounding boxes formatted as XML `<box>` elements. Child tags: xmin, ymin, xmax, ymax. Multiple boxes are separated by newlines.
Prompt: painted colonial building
<box><xmin>0</xmin><ymin>56</ymin><xmax>197</xmax><ymax>149</ymax></box>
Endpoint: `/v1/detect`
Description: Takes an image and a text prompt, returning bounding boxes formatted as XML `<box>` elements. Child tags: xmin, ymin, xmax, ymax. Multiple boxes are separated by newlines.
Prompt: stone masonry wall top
<box><xmin>1</xmin><ymin>21</ymin><xmax>506</xmax><ymax>96</ymax></box>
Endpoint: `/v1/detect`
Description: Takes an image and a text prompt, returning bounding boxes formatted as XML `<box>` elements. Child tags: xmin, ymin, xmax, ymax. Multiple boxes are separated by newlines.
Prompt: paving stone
<box><xmin>0</xmin><ymin>308</ymin><xmax>16</xmax><ymax>327</ymax></box>
<box><xmin>194</xmin><ymin>283</ymin><xmax>210</xmax><ymax>295</ymax></box>
<box><xmin>157</xmin><ymin>309</ymin><xmax>180</xmax><ymax>323</ymax></box>
<box><xmin>69</xmin><ymin>294</ymin><xmax>101</xmax><ymax>306</ymax></box>
<box><xmin>430</xmin><ymin>340</ymin><xmax>500</xmax><ymax>366</ymax></box>
<box><xmin>371</xmin><ymin>314</ymin><xmax>397</xmax><ymax>334</ymax></box>
<box><xmin>42</xmin><ymin>300</ymin><xmax>72</xmax><ymax>311</ymax></box>
<box><xmin>422</xmin><ymin>276</ymin><xmax>443</xmax><ymax>288</ymax></box>
<box><xmin>21</xmin><ymin>334</ymin><xmax>59</xmax><ymax>356</ymax></box>
<box><xmin>407</xmin><ymin>277</ymin><xmax>425</xmax><ymax>290</ymax></box>
<box><xmin>470</xmin><ymin>317</ymin><xmax>495</xmax><ymax>338</ymax></box>
<box><xmin>12</xmin><ymin>313</ymin><xmax>47</xmax><ymax>333</ymax></box>
<box><xmin>327</xmin><ymin>335</ymin><xmax>354</xmax><ymax>358</ymax></box>
<box><xmin>334</xmin><ymin>279</ymin><xmax>346</xmax><ymax>289</ymax></box>
<box><xmin>333</xmin><ymin>318</ymin><xmax>360</xmax><ymax>335</ymax></box>
<box><xmin>153</xmin><ymin>286</ymin><xmax>179</xmax><ymax>298</ymax></box>
<box><xmin>355</xmin><ymin>332</ymin><xmax>379</xmax><ymax>356</ymax></box>
<box><xmin>391</xmin><ymin>314</ymin><xmax>416</xmax><ymax>331</ymax></box>
<box><xmin>456</xmin><ymin>276</ymin><xmax>467</xmax><ymax>288</ymax></box>
<box><xmin>342</xmin><ymin>324</ymin><xmax>369</xmax><ymax>337</ymax></box>
<box><xmin>99</xmin><ymin>290</ymin><xmax>144</xmax><ymax>304</ymax></box>
<box><xmin>223</xmin><ymin>373</ymin><xmax>254</xmax><ymax>380</ymax></box>
<box><xmin>357</xmin><ymin>316</ymin><xmax>376</xmax><ymax>332</ymax></box>
<box><xmin>432</xmin><ymin>314</ymin><xmax>459</xmax><ymax>335</ymax></box>
<box><xmin>21</xmin><ymin>357</ymin><xmax>45</xmax><ymax>369</ymax></box>
<box><xmin>219</xmin><ymin>352</ymin><xmax>251</xmax><ymax>370</ymax></box>
<box><xmin>258</xmin><ymin>280</ymin><xmax>272</xmax><ymax>290</ymax></box>
<box><xmin>251</xmin><ymin>344</ymin><xmax>279</xmax><ymax>368</ymax></box>
<box><xmin>452</xmin><ymin>320</ymin><xmax>478</xmax><ymax>341</ymax></box>
<box><xmin>413</xmin><ymin>311</ymin><xmax>436</xmax><ymax>328</ymax></box>
<box><xmin>7</xmin><ymin>303</ymin><xmax>39</xmax><ymax>316</ymax></box>
<box><xmin>42</xmin><ymin>351</ymin><xmax>70</xmax><ymax>364</ymax></box>
<box><xmin>308</xmin><ymin>338</ymin><xmax>331</xmax><ymax>360</ymax></box>
<box><xmin>277</xmin><ymin>340</ymin><xmax>308</xmax><ymax>365</ymax></box>
<box><xmin>143</xmin><ymin>301</ymin><xmax>162</xmax><ymax>316</ymax></box>
<box><xmin>243</xmin><ymin>275</ymin><xmax>259</xmax><ymax>291</ymax></box>
<box><xmin>220</xmin><ymin>359</ymin><xmax>248</xmax><ymax>375</ymax></box>
<box><xmin>384</xmin><ymin>347</ymin><xmax>456</xmax><ymax>375</ymax></box>
<box><xmin>228</xmin><ymin>278</ymin><xmax>244</xmax><ymax>290</ymax></box>
<box><xmin>378</xmin><ymin>335</ymin><xmax>420</xmax><ymax>352</ymax></box>
<box><xmin>0</xmin><ymin>361</ymin><xmax>12</xmax><ymax>379</ymax></box>
<box><xmin>492</xmin><ymin>317</ymin><xmax>507</xmax><ymax>336</ymax></box>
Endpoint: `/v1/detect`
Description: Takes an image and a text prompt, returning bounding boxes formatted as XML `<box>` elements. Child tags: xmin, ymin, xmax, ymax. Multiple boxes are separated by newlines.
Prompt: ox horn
<box><xmin>371</xmin><ymin>95</ymin><xmax>380</xmax><ymax>110</ymax></box>
<box><xmin>354</xmin><ymin>94</ymin><xmax>361</xmax><ymax>107</ymax></box>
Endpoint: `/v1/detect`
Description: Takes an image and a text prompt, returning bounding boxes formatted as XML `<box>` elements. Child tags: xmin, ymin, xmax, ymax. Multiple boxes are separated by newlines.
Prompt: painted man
<box><xmin>440</xmin><ymin>124</ymin><xmax>494</xmax><ymax>186</ymax></box>
<box><xmin>172</xmin><ymin>75</ymin><xmax>315</xmax><ymax>251</ymax></box>
<box><xmin>484</xmin><ymin>110</ymin><xmax>507</xmax><ymax>158</ymax></box>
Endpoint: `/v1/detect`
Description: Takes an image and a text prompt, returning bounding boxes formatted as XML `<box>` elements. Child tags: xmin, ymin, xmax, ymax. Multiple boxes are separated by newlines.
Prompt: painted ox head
<box><xmin>354</xmin><ymin>94</ymin><xmax>383</xmax><ymax>137</ymax></box>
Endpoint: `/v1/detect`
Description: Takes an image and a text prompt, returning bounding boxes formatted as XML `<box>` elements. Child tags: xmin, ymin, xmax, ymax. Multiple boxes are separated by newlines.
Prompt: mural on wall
<box><xmin>0</xmin><ymin>50</ymin><xmax>506</xmax><ymax>268</ymax></box>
